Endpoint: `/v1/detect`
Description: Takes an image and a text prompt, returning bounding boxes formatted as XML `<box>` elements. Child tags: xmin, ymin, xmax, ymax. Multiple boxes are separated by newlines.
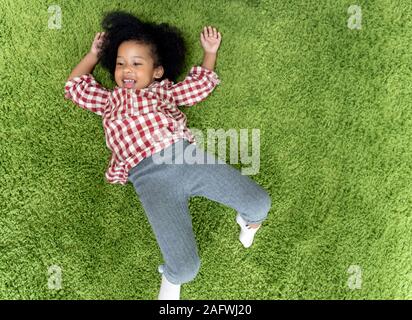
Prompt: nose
<box><xmin>121</xmin><ymin>64</ymin><xmax>132</xmax><ymax>74</ymax></box>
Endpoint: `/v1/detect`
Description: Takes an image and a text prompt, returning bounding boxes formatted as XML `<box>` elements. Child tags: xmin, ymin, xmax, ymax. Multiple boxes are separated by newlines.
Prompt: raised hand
<box><xmin>200</xmin><ymin>26</ymin><xmax>222</xmax><ymax>54</ymax></box>
<box><xmin>90</xmin><ymin>32</ymin><xmax>106</xmax><ymax>58</ymax></box>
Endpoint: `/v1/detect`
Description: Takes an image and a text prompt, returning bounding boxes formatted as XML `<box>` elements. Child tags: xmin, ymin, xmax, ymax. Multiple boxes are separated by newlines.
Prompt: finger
<box><xmin>213</xmin><ymin>27</ymin><xmax>217</xmax><ymax>38</ymax></box>
<box><xmin>200</xmin><ymin>32</ymin><xmax>205</xmax><ymax>42</ymax></box>
<box><xmin>203</xmin><ymin>26</ymin><xmax>208</xmax><ymax>37</ymax></box>
<box><xmin>217</xmin><ymin>31</ymin><xmax>221</xmax><ymax>40</ymax></box>
<box><xmin>208</xmin><ymin>26</ymin><xmax>212</xmax><ymax>37</ymax></box>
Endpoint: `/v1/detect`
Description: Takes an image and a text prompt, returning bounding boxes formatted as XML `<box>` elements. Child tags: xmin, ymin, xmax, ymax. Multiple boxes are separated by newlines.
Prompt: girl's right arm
<box><xmin>67</xmin><ymin>52</ymin><xmax>99</xmax><ymax>82</ymax></box>
<box><xmin>65</xmin><ymin>32</ymin><xmax>110</xmax><ymax>116</ymax></box>
<box><xmin>67</xmin><ymin>32</ymin><xmax>105</xmax><ymax>81</ymax></box>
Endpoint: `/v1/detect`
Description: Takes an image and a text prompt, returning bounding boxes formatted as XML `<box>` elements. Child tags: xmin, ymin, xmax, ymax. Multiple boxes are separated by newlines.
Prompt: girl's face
<box><xmin>114</xmin><ymin>41</ymin><xmax>164</xmax><ymax>90</ymax></box>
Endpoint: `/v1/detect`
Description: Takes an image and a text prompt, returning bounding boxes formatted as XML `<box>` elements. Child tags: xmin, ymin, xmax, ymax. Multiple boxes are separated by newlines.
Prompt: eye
<box><xmin>116</xmin><ymin>62</ymin><xmax>123</xmax><ymax>66</ymax></box>
<box><xmin>133</xmin><ymin>63</ymin><xmax>142</xmax><ymax>66</ymax></box>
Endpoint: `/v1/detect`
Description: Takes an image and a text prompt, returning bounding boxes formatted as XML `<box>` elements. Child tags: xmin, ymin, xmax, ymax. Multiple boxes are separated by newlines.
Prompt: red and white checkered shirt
<box><xmin>64</xmin><ymin>66</ymin><xmax>220</xmax><ymax>185</ymax></box>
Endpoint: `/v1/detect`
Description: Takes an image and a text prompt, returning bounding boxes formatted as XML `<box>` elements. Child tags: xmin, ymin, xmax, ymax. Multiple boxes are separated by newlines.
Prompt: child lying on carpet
<box><xmin>65</xmin><ymin>10</ymin><xmax>271</xmax><ymax>300</ymax></box>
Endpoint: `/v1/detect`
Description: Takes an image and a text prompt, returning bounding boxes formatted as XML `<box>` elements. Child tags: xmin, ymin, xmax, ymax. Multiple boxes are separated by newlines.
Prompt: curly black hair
<box><xmin>99</xmin><ymin>11</ymin><xmax>187</xmax><ymax>83</ymax></box>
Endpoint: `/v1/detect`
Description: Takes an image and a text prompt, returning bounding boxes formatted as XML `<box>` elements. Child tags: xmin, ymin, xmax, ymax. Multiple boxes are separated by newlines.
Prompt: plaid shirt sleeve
<box><xmin>169</xmin><ymin>66</ymin><xmax>220</xmax><ymax>107</ymax></box>
<box><xmin>64</xmin><ymin>74</ymin><xmax>110</xmax><ymax>116</ymax></box>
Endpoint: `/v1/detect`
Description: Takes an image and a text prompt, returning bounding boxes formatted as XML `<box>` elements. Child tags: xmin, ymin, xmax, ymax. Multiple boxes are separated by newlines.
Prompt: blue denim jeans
<box><xmin>128</xmin><ymin>139</ymin><xmax>271</xmax><ymax>285</ymax></box>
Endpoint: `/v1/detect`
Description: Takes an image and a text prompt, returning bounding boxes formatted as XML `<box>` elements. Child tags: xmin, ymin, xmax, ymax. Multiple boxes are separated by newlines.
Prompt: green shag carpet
<box><xmin>0</xmin><ymin>0</ymin><xmax>411</xmax><ymax>299</ymax></box>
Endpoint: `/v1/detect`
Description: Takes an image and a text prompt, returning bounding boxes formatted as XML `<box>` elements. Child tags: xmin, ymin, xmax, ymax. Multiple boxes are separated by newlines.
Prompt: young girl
<box><xmin>65</xmin><ymin>11</ymin><xmax>271</xmax><ymax>300</ymax></box>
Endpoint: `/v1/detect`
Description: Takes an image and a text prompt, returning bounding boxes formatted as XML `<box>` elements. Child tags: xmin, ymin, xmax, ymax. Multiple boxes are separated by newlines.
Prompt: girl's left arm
<box><xmin>168</xmin><ymin>66</ymin><xmax>220</xmax><ymax>107</ymax></box>
<box><xmin>200</xmin><ymin>26</ymin><xmax>222</xmax><ymax>71</ymax></box>
<box><xmin>168</xmin><ymin>26</ymin><xmax>222</xmax><ymax>107</ymax></box>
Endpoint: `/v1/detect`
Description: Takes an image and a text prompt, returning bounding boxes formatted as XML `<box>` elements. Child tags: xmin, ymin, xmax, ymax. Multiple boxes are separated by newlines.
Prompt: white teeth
<box><xmin>124</xmin><ymin>79</ymin><xmax>135</xmax><ymax>83</ymax></box>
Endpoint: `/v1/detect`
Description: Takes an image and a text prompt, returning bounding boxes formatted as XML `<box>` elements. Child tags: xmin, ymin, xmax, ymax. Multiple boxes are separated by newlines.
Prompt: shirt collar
<box><xmin>114</xmin><ymin>80</ymin><xmax>166</xmax><ymax>91</ymax></box>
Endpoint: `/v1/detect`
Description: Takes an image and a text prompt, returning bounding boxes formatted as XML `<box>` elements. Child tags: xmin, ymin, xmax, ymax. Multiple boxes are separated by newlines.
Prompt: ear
<box><xmin>154</xmin><ymin>66</ymin><xmax>164</xmax><ymax>79</ymax></box>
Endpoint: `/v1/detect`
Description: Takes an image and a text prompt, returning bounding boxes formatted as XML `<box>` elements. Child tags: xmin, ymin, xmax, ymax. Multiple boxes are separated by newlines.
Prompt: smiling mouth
<box><xmin>123</xmin><ymin>79</ymin><xmax>136</xmax><ymax>88</ymax></box>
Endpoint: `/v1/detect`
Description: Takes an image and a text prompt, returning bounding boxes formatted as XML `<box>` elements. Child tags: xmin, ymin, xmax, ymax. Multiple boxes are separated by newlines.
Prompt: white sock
<box><xmin>236</xmin><ymin>214</ymin><xmax>261</xmax><ymax>248</ymax></box>
<box><xmin>158</xmin><ymin>273</ymin><xmax>181</xmax><ymax>300</ymax></box>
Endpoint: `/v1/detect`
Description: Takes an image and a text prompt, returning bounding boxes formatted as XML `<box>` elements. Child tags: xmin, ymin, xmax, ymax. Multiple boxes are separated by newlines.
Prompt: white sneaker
<box><xmin>158</xmin><ymin>273</ymin><xmax>181</xmax><ymax>300</ymax></box>
<box><xmin>236</xmin><ymin>214</ymin><xmax>261</xmax><ymax>248</ymax></box>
